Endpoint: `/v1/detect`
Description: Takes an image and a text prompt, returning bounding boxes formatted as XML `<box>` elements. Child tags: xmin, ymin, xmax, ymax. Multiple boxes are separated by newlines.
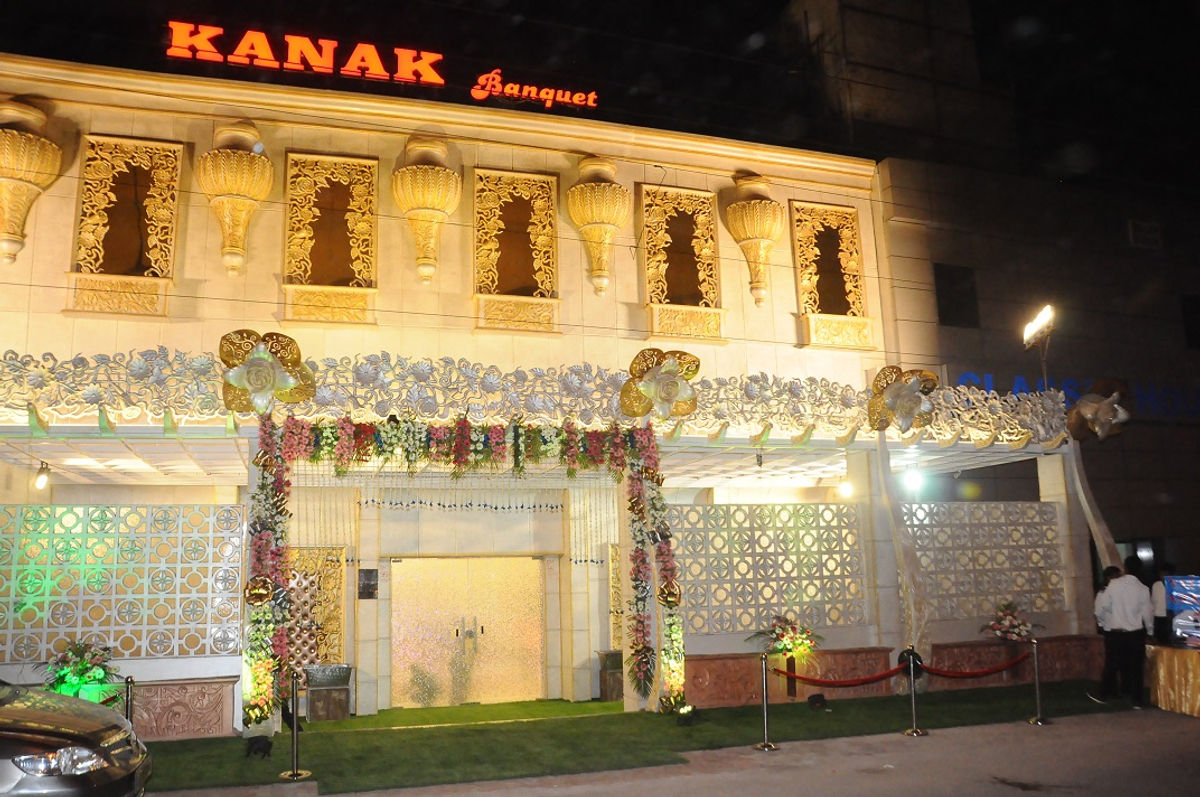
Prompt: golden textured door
<box><xmin>389</xmin><ymin>557</ymin><xmax>545</xmax><ymax>707</ymax></box>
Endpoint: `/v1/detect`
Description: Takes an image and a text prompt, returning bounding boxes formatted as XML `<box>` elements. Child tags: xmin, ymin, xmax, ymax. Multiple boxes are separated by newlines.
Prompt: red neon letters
<box><xmin>166</xmin><ymin>20</ymin><xmax>445</xmax><ymax>85</ymax></box>
<box><xmin>470</xmin><ymin>68</ymin><xmax>598</xmax><ymax>109</ymax></box>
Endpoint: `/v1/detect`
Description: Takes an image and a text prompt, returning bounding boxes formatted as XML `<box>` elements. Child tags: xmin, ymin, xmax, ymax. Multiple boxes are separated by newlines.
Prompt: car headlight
<box><xmin>13</xmin><ymin>746</ymin><xmax>107</xmax><ymax>776</ymax></box>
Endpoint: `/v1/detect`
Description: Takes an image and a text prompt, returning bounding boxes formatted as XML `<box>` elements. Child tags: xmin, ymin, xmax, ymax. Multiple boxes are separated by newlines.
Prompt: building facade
<box><xmin>3</xmin><ymin>5</ymin><xmax>1178</xmax><ymax>737</ymax></box>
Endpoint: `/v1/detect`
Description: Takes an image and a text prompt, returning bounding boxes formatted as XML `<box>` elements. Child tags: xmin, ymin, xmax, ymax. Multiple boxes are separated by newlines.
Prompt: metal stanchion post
<box><xmin>280</xmin><ymin>671</ymin><xmax>312</xmax><ymax>781</ymax></box>
<box><xmin>902</xmin><ymin>646</ymin><xmax>927</xmax><ymax>737</ymax></box>
<box><xmin>752</xmin><ymin>653</ymin><xmax>778</xmax><ymax>751</ymax></box>
<box><xmin>1027</xmin><ymin>638</ymin><xmax>1050</xmax><ymax>726</ymax></box>
<box><xmin>123</xmin><ymin>676</ymin><xmax>134</xmax><ymax>723</ymax></box>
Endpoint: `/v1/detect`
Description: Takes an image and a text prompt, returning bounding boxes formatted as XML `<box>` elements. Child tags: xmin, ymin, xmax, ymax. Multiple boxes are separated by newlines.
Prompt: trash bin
<box><xmin>597</xmin><ymin>650</ymin><xmax>623</xmax><ymax>701</ymax></box>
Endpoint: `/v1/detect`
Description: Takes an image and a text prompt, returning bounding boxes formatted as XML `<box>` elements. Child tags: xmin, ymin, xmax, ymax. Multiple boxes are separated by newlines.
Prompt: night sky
<box><xmin>4</xmin><ymin>0</ymin><xmax>1199</xmax><ymax>192</ymax></box>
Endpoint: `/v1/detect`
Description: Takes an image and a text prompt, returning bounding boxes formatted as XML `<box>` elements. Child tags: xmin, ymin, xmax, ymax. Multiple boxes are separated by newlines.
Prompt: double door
<box><xmin>389</xmin><ymin>556</ymin><xmax>545</xmax><ymax>707</ymax></box>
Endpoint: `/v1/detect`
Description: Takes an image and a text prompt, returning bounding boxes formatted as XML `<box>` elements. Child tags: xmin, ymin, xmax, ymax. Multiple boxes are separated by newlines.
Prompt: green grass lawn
<box><xmin>145</xmin><ymin>682</ymin><xmax>1124</xmax><ymax>794</ymax></box>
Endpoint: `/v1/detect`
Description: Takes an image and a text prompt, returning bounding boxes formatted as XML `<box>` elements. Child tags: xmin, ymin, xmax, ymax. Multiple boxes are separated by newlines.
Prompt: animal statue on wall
<box><xmin>1068</xmin><ymin>391</ymin><xmax>1131</xmax><ymax>441</ymax></box>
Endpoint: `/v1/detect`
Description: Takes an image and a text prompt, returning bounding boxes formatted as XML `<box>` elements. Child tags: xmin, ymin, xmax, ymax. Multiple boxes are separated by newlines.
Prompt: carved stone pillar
<box><xmin>0</xmin><ymin>99</ymin><xmax>63</xmax><ymax>265</ymax></box>
<box><xmin>567</xmin><ymin>157</ymin><xmax>630</xmax><ymax>296</ymax></box>
<box><xmin>392</xmin><ymin>138</ymin><xmax>461</xmax><ymax>285</ymax></box>
<box><xmin>725</xmin><ymin>175</ymin><xmax>784</xmax><ymax>307</ymax></box>
<box><xmin>195</xmin><ymin>121</ymin><xmax>273</xmax><ymax>276</ymax></box>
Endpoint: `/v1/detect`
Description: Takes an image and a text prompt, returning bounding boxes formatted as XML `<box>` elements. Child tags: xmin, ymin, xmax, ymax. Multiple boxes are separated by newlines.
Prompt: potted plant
<box><xmin>40</xmin><ymin>639</ymin><xmax>120</xmax><ymax>701</ymax></box>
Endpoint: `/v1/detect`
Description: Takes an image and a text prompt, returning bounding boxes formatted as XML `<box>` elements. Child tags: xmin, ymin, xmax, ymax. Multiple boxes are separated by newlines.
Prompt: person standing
<box><xmin>1091</xmin><ymin>556</ymin><xmax>1154</xmax><ymax>707</ymax></box>
<box><xmin>1151</xmin><ymin>563</ymin><xmax>1175</xmax><ymax>644</ymax></box>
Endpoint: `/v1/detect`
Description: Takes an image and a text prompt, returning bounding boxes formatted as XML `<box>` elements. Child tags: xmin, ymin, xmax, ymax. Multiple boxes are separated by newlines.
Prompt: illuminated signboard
<box><xmin>164</xmin><ymin>20</ymin><xmax>600</xmax><ymax>111</ymax></box>
<box><xmin>166</xmin><ymin>20</ymin><xmax>445</xmax><ymax>85</ymax></box>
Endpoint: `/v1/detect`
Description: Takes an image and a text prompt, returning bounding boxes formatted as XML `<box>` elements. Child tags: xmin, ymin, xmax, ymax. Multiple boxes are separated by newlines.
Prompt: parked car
<box><xmin>0</xmin><ymin>680</ymin><xmax>150</xmax><ymax>796</ymax></box>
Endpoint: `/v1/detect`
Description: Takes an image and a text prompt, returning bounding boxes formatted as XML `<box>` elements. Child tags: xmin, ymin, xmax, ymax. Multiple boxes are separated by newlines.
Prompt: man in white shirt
<box><xmin>1091</xmin><ymin>556</ymin><xmax>1154</xmax><ymax>707</ymax></box>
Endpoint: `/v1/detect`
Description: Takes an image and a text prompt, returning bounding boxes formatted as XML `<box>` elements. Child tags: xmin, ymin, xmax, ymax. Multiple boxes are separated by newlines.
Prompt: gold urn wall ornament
<box><xmin>620</xmin><ymin>348</ymin><xmax>701</xmax><ymax>421</ymax></box>
<box><xmin>392</xmin><ymin>138</ymin><xmax>462</xmax><ymax>285</ymax></box>
<box><xmin>220</xmin><ymin>329</ymin><xmax>315</xmax><ymax>415</ymax></box>
<box><xmin>0</xmin><ymin>99</ymin><xmax>63</xmax><ymax>266</ymax></box>
<box><xmin>195</xmin><ymin>121</ymin><xmax>273</xmax><ymax>277</ymax></box>
<box><xmin>566</xmin><ymin>156</ymin><xmax>631</xmax><ymax>296</ymax></box>
<box><xmin>867</xmin><ymin>365</ymin><xmax>939</xmax><ymax>433</ymax></box>
<box><xmin>725</xmin><ymin>175</ymin><xmax>784</xmax><ymax>307</ymax></box>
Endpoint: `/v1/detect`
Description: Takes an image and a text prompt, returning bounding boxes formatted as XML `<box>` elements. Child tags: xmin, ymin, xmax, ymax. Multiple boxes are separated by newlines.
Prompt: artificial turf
<box><xmin>145</xmin><ymin>681</ymin><xmax>1126</xmax><ymax>794</ymax></box>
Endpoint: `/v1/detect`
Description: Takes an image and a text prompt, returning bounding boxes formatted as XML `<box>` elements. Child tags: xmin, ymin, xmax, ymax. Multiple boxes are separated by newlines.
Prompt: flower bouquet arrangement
<box><xmin>747</xmin><ymin>614</ymin><xmax>821</xmax><ymax>659</ymax></box>
<box><xmin>981</xmin><ymin>601</ymin><xmax>1038</xmax><ymax>641</ymax></box>
<box><xmin>40</xmin><ymin>639</ymin><xmax>119</xmax><ymax>695</ymax></box>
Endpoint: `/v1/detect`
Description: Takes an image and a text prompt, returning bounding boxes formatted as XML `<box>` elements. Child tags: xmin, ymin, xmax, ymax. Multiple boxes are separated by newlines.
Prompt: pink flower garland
<box><xmin>334</xmin><ymin>416</ymin><xmax>355</xmax><ymax>473</ymax></box>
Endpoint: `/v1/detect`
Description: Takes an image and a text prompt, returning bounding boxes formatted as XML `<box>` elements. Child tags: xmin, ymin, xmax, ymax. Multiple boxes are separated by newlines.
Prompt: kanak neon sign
<box><xmin>165</xmin><ymin>20</ymin><xmax>445</xmax><ymax>85</ymax></box>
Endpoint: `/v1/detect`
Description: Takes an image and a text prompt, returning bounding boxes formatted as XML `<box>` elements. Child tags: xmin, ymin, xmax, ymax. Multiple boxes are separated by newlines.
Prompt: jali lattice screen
<box><xmin>902</xmin><ymin>502</ymin><xmax>1065</xmax><ymax>618</ymax></box>
<box><xmin>668</xmin><ymin>504</ymin><xmax>868</xmax><ymax>634</ymax></box>
<box><xmin>0</xmin><ymin>504</ymin><xmax>243</xmax><ymax>663</ymax></box>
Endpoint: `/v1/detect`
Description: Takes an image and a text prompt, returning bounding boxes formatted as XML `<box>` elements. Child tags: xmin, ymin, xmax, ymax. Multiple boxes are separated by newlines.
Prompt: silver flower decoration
<box><xmin>223</xmin><ymin>343</ymin><xmax>297</xmax><ymax>415</ymax></box>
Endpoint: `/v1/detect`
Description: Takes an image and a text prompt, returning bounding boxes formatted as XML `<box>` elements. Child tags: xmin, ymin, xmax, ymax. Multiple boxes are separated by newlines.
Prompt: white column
<box><xmin>1037</xmin><ymin>453</ymin><xmax>1095</xmax><ymax>634</ymax></box>
<box><xmin>848</xmin><ymin>448</ymin><xmax>901</xmax><ymax>653</ymax></box>
<box><xmin>354</xmin><ymin>503</ymin><xmax>382</xmax><ymax>715</ymax></box>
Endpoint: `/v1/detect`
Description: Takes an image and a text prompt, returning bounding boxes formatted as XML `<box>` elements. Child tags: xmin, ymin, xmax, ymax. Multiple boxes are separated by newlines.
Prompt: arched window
<box><xmin>284</xmin><ymin>153</ymin><xmax>377</xmax><ymax>323</ymax></box>
<box><xmin>640</xmin><ymin>185</ymin><xmax>723</xmax><ymax>340</ymax></box>
<box><xmin>70</xmin><ymin>136</ymin><xmax>182</xmax><ymax>315</ymax></box>
<box><xmin>473</xmin><ymin>169</ymin><xmax>559</xmax><ymax>332</ymax></box>
<box><xmin>791</xmin><ymin>201</ymin><xmax>871</xmax><ymax>348</ymax></box>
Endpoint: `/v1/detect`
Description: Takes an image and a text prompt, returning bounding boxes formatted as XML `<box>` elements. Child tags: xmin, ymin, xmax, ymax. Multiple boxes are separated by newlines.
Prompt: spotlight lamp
<box><xmin>836</xmin><ymin>481</ymin><xmax>854</xmax><ymax>499</ymax></box>
<box><xmin>1022</xmin><ymin>304</ymin><xmax>1054</xmax><ymax>350</ymax></box>
<box><xmin>902</xmin><ymin>466</ymin><xmax>924</xmax><ymax>493</ymax></box>
<box><xmin>34</xmin><ymin>461</ymin><xmax>50</xmax><ymax>490</ymax></box>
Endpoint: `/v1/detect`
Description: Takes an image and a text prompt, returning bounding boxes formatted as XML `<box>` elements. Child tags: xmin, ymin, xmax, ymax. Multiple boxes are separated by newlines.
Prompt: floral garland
<box><xmin>243</xmin><ymin>414</ymin><xmax>293</xmax><ymax>727</ymax></box>
<box><xmin>272</xmin><ymin>413</ymin><xmax>683</xmax><ymax>704</ymax></box>
<box><xmin>747</xmin><ymin>614</ymin><xmax>821</xmax><ymax>659</ymax></box>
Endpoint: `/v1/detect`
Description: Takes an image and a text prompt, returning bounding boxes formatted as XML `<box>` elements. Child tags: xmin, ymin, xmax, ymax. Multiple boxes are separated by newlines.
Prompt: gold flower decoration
<box><xmin>867</xmin><ymin>365</ymin><xmax>939</xmax><ymax>433</ymax></box>
<box><xmin>619</xmin><ymin>348</ymin><xmax>700</xmax><ymax>420</ymax></box>
<box><xmin>220</xmin><ymin>329</ymin><xmax>315</xmax><ymax>415</ymax></box>
<box><xmin>244</xmin><ymin>575</ymin><xmax>274</xmax><ymax>606</ymax></box>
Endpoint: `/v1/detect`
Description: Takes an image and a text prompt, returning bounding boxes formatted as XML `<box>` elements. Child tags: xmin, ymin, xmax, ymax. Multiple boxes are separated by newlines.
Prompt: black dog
<box><xmin>245</xmin><ymin>735</ymin><xmax>273</xmax><ymax>759</ymax></box>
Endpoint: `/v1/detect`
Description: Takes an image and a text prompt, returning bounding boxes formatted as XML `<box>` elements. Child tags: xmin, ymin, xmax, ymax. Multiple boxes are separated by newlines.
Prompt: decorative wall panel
<box><xmin>473</xmin><ymin>169</ymin><xmax>557</xmax><ymax>297</ymax></box>
<box><xmin>791</xmin><ymin>201</ymin><xmax>864</xmax><ymax>330</ymax></box>
<box><xmin>902</xmin><ymin>501</ymin><xmax>1065</xmax><ymax>619</ymax></box>
<box><xmin>70</xmin><ymin>136</ymin><xmax>181</xmax><ymax>315</ymax></box>
<box><xmin>288</xmin><ymin>546</ymin><xmax>346</xmax><ymax>671</ymax></box>
<box><xmin>639</xmin><ymin>185</ymin><xmax>719</xmax><ymax>307</ymax></box>
<box><xmin>0</xmin><ymin>505</ymin><xmax>243</xmax><ymax>664</ymax></box>
<box><xmin>669</xmin><ymin>503</ymin><xmax>868</xmax><ymax>634</ymax></box>
<box><xmin>130</xmin><ymin>677</ymin><xmax>238</xmax><ymax>741</ymax></box>
<box><xmin>284</xmin><ymin>154</ymin><xmax>377</xmax><ymax>285</ymax></box>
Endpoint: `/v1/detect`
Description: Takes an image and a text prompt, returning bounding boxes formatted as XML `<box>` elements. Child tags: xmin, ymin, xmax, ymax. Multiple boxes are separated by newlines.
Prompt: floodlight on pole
<box><xmin>1022</xmin><ymin>304</ymin><xmax>1054</xmax><ymax>392</ymax></box>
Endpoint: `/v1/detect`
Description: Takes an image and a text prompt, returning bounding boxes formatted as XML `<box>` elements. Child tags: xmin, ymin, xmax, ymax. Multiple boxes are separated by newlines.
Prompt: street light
<box><xmin>1023</xmin><ymin>304</ymin><xmax>1054</xmax><ymax>392</ymax></box>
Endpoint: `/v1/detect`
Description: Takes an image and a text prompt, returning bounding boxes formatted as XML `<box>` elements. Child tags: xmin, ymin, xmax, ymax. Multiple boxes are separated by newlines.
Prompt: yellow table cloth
<box><xmin>1147</xmin><ymin>644</ymin><xmax>1200</xmax><ymax>717</ymax></box>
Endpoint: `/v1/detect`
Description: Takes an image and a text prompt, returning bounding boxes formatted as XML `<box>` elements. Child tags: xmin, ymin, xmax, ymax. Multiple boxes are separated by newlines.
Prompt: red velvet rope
<box><xmin>770</xmin><ymin>650</ymin><xmax>1029</xmax><ymax>687</ymax></box>
<box><xmin>920</xmin><ymin>652</ymin><xmax>1029</xmax><ymax>678</ymax></box>
<box><xmin>771</xmin><ymin>662</ymin><xmax>908</xmax><ymax>687</ymax></box>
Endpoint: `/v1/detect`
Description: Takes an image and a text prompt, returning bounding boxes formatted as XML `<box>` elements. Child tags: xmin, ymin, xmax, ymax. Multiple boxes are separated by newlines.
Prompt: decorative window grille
<box><xmin>791</xmin><ymin>201</ymin><xmax>871</xmax><ymax>348</ymax></box>
<box><xmin>0</xmin><ymin>505</ymin><xmax>243</xmax><ymax>664</ymax></box>
<box><xmin>668</xmin><ymin>503</ymin><xmax>868</xmax><ymax>634</ymax></box>
<box><xmin>69</xmin><ymin>136</ymin><xmax>183</xmax><ymax>315</ymax></box>
<box><xmin>639</xmin><ymin>185</ymin><xmax>723</xmax><ymax>339</ymax></box>
<box><xmin>284</xmin><ymin>153</ymin><xmax>378</xmax><ymax>323</ymax></box>
<box><xmin>472</xmin><ymin>169</ymin><xmax>559</xmax><ymax>332</ymax></box>
<box><xmin>902</xmin><ymin>502</ymin><xmax>1066</xmax><ymax>618</ymax></box>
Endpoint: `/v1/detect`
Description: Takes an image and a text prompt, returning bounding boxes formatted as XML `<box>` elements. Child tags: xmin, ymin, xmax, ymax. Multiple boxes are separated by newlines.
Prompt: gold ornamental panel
<box><xmin>647</xmin><ymin>303</ymin><xmax>725</xmax><ymax>341</ymax></box>
<box><xmin>285</xmin><ymin>153</ymin><xmax>377</xmax><ymax>288</ymax></box>
<box><xmin>289</xmin><ymin>547</ymin><xmax>347</xmax><ymax>667</ymax></box>
<box><xmin>473</xmin><ymin>169</ymin><xmax>557</xmax><ymax>299</ymax></box>
<box><xmin>283</xmin><ymin>284</ymin><xmax>377</xmax><ymax>324</ymax></box>
<box><xmin>791</xmin><ymin>201</ymin><xmax>864</xmax><ymax>318</ymax></box>
<box><xmin>475</xmin><ymin>294</ymin><xmax>560</xmax><ymax>333</ymax></box>
<box><xmin>73</xmin><ymin>136</ymin><xmax>182</xmax><ymax>281</ymax></box>
<box><xmin>639</xmin><ymin>185</ymin><xmax>719</xmax><ymax>308</ymax></box>
<box><xmin>67</xmin><ymin>273</ymin><xmax>168</xmax><ymax>316</ymax></box>
<box><xmin>798</xmin><ymin>313</ymin><xmax>873</xmax><ymax>349</ymax></box>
